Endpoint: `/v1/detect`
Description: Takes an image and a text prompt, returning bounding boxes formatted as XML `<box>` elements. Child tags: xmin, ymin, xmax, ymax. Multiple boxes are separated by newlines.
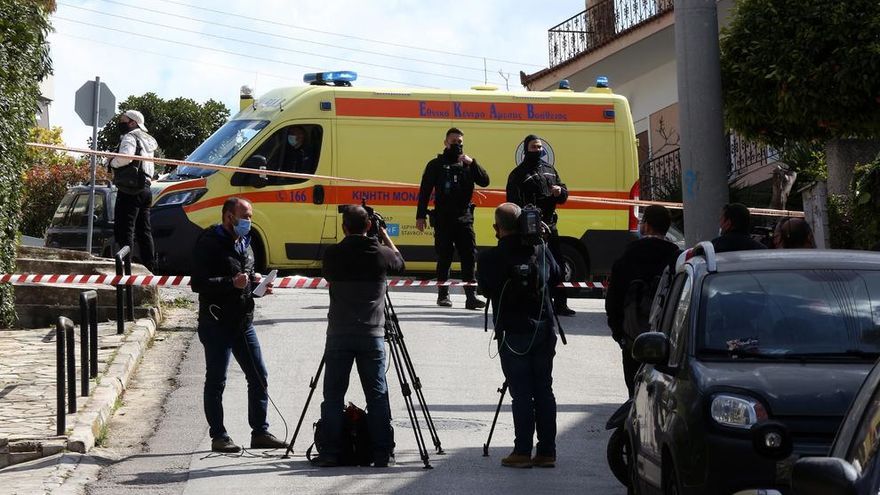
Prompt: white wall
<box><xmin>614</xmin><ymin>59</ymin><xmax>677</xmax><ymax>135</ymax></box>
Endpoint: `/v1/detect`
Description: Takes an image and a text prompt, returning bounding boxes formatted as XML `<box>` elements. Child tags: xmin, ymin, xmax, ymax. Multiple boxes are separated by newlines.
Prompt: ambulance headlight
<box><xmin>153</xmin><ymin>188</ymin><xmax>207</xmax><ymax>208</ymax></box>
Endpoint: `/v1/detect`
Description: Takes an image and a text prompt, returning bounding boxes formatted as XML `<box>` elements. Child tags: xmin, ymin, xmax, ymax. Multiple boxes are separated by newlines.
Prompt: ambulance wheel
<box><xmin>559</xmin><ymin>242</ymin><xmax>587</xmax><ymax>283</ymax></box>
<box><xmin>251</xmin><ymin>232</ymin><xmax>267</xmax><ymax>273</ymax></box>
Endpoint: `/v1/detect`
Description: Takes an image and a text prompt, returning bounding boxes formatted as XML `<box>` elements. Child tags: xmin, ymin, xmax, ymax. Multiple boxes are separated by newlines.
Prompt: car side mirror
<box><xmin>632</xmin><ymin>332</ymin><xmax>669</xmax><ymax>365</ymax></box>
<box><xmin>231</xmin><ymin>155</ymin><xmax>268</xmax><ymax>187</ymax></box>
<box><xmin>791</xmin><ymin>457</ymin><xmax>858</xmax><ymax>495</ymax></box>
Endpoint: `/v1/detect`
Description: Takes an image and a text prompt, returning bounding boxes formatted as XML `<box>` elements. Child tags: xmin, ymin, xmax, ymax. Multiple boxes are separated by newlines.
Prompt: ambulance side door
<box><xmin>234</xmin><ymin>121</ymin><xmax>331</xmax><ymax>268</ymax></box>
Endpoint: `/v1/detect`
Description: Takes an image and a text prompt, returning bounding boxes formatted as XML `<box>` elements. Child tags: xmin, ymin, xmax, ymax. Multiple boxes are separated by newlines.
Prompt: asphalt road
<box><xmin>88</xmin><ymin>288</ymin><xmax>628</xmax><ymax>494</ymax></box>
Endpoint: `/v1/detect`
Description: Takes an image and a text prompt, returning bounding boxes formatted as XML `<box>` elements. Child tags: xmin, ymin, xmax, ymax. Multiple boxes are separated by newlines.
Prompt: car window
<box><xmin>697</xmin><ymin>270</ymin><xmax>880</xmax><ymax>359</ymax></box>
<box><xmin>248</xmin><ymin>124</ymin><xmax>323</xmax><ymax>185</ymax></box>
<box><xmin>668</xmin><ymin>275</ymin><xmax>693</xmax><ymax>366</ymax></box>
<box><xmin>846</xmin><ymin>385</ymin><xmax>880</xmax><ymax>474</ymax></box>
<box><xmin>65</xmin><ymin>194</ymin><xmax>91</xmax><ymax>227</ymax></box>
<box><xmin>659</xmin><ymin>273</ymin><xmax>688</xmax><ymax>334</ymax></box>
<box><xmin>50</xmin><ymin>193</ymin><xmax>76</xmax><ymax>228</ymax></box>
<box><xmin>92</xmin><ymin>193</ymin><xmax>107</xmax><ymax>222</ymax></box>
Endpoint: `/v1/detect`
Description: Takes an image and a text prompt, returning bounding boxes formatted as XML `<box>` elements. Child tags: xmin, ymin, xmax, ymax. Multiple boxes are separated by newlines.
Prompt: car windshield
<box><xmin>698</xmin><ymin>270</ymin><xmax>880</xmax><ymax>360</ymax></box>
<box><xmin>173</xmin><ymin>119</ymin><xmax>269</xmax><ymax>178</ymax></box>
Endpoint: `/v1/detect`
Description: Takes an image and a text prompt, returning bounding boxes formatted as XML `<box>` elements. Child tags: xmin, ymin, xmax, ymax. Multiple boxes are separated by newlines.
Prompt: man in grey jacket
<box><xmin>110</xmin><ymin>109</ymin><xmax>158</xmax><ymax>270</ymax></box>
<box><xmin>313</xmin><ymin>205</ymin><xmax>405</xmax><ymax>468</ymax></box>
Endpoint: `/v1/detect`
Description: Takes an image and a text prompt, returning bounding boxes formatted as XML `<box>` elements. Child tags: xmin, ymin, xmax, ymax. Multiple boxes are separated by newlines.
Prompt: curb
<box><xmin>66</xmin><ymin>313</ymin><xmax>158</xmax><ymax>453</ymax></box>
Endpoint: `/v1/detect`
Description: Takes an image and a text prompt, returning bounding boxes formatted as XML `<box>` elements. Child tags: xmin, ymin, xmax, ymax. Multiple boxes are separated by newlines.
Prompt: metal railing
<box><xmin>548</xmin><ymin>0</ymin><xmax>674</xmax><ymax>67</ymax></box>
<box><xmin>115</xmin><ymin>246</ymin><xmax>134</xmax><ymax>335</ymax></box>
<box><xmin>640</xmin><ymin>148</ymin><xmax>681</xmax><ymax>201</ymax></box>
<box><xmin>727</xmin><ymin>133</ymin><xmax>782</xmax><ymax>181</ymax></box>
<box><xmin>56</xmin><ymin>317</ymin><xmax>75</xmax><ymax>436</ymax></box>
<box><xmin>79</xmin><ymin>290</ymin><xmax>98</xmax><ymax>396</ymax></box>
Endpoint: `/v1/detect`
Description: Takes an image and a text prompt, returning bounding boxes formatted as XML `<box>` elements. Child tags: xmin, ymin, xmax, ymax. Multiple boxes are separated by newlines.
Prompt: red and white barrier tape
<box><xmin>26</xmin><ymin>142</ymin><xmax>805</xmax><ymax>218</ymax></box>
<box><xmin>0</xmin><ymin>274</ymin><xmax>606</xmax><ymax>289</ymax></box>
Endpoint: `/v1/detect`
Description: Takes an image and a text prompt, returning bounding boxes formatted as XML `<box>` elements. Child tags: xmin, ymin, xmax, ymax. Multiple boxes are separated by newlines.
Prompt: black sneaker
<box><xmin>465</xmin><ymin>297</ymin><xmax>486</xmax><ymax>310</ymax></box>
<box><xmin>437</xmin><ymin>295</ymin><xmax>453</xmax><ymax>307</ymax></box>
<box><xmin>555</xmin><ymin>306</ymin><xmax>576</xmax><ymax>317</ymax></box>
<box><xmin>211</xmin><ymin>437</ymin><xmax>241</xmax><ymax>453</ymax></box>
<box><xmin>250</xmin><ymin>432</ymin><xmax>287</xmax><ymax>449</ymax></box>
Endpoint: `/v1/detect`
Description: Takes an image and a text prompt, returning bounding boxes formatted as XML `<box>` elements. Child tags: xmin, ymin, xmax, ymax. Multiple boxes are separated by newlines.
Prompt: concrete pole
<box><xmin>675</xmin><ymin>0</ymin><xmax>729</xmax><ymax>245</ymax></box>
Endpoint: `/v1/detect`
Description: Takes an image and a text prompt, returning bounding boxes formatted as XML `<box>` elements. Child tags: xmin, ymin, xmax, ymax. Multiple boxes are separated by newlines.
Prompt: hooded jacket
<box><xmin>505</xmin><ymin>159</ymin><xmax>568</xmax><ymax>225</ymax></box>
<box><xmin>605</xmin><ymin>236</ymin><xmax>681</xmax><ymax>341</ymax></box>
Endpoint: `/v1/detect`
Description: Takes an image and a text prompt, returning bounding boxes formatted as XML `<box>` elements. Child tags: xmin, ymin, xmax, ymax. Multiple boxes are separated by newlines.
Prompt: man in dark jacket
<box><xmin>313</xmin><ymin>205</ymin><xmax>405</xmax><ymax>468</ymax></box>
<box><xmin>477</xmin><ymin>202</ymin><xmax>561</xmax><ymax>469</ymax></box>
<box><xmin>506</xmin><ymin>134</ymin><xmax>575</xmax><ymax>316</ymax></box>
<box><xmin>711</xmin><ymin>203</ymin><xmax>767</xmax><ymax>253</ymax></box>
<box><xmin>605</xmin><ymin>205</ymin><xmax>681</xmax><ymax>397</ymax></box>
<box><xmin>191</xmin><ymin>197</ymin><xmax>286</xmax><ymax>453</ymax></box>
<box><xmin>417</xmin><ymin>127</ymin><xmax>490</xmax><ymax>309</ymax></box>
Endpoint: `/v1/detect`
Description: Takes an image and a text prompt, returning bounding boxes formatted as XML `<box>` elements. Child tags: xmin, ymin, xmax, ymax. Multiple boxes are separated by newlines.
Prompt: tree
<box><xmin>0</xmin><ymin>0</ymin><xmax>53</xmax><ymax>326</ymax></box>
<box><xmin>720</xmin><ymin>0</ymin><xmax>880</xmax><ymax>195</ymax></box>
<box><xmin>96</xmin><ymin>93</ymin><xmax>230</xmax><ymax>160</ymax></box>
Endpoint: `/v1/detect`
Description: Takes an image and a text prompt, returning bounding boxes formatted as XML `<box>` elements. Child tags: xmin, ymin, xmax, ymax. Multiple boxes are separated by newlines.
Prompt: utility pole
<box><xmin>674</xmin><ymin>0</ymin><xmax>729</xmax><ymax>245</ymax></box>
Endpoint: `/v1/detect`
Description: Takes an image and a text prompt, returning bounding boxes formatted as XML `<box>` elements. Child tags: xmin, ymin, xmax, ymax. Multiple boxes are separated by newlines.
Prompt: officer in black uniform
<box><xmin>506</xmin><ymin>134</ymin><xmax>576</xmax><ymax>316</ymax></box>
<box><xmin>416</xmin><ymin>128</ymin><xmax>490</xmax><ymax>309</ymax></box>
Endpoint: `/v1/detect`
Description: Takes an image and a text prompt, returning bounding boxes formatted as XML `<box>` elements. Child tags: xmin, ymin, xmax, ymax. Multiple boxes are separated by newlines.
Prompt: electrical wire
<box><xmin>147</xmin><ymin>0</ymin><xmax>543</xmax><ymax>68</ymax></box>
<box><xmin>53</xmin><ymin>14</ymin><xmax>489</xmax><ymax>85</ymax></box>
<box><xmin>70</xmin><ymin>0</ymin><xmax>498</xmax><ymax>76</ymax></box>
<box><xmin>51</xmin><ymin>18</ymin><xmax>436</xmax><ymax>88</ymax></box>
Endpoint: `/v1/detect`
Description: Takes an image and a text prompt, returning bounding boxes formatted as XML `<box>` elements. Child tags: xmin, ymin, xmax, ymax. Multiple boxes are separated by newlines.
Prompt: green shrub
<box><xmin>827</xmin><ymin>154</ymin><xmax>880</xmax><ymax>250</ymax></box>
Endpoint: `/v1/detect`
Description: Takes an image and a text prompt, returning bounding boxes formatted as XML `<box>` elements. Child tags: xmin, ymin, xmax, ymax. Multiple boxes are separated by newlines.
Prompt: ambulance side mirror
<box><xmin>232</xmin><ymin>155</ymin><xmax>269</xmax><ymax>187</ymax></box>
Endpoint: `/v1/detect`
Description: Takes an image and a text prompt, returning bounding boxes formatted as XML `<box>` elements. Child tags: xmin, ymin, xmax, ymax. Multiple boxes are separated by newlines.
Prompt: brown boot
<box><xmin>501</xmin><ymin>452</ymin><xmax>532</xmax><ymax>468</ymax></box>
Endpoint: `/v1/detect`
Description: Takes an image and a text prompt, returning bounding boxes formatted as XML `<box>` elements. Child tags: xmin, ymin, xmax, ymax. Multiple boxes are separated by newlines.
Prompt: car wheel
<box><xmin>663</xmin><ymin>460</ymin><xmax>682</xmax><ymax>495</ymax></box>
<box><xmin>607</xmin><ymin>428</ymin><xmax>631</xmax><ymax>488</ymax></box>
<box><xmin>559</xmin><ymin>242</ymin><xmax>587</xmax><ymax>282</ymax></box>
<box><xmin>250</xmin><ymin>231</ymin><xmax>267</xmax><ymax>274</ymax></box>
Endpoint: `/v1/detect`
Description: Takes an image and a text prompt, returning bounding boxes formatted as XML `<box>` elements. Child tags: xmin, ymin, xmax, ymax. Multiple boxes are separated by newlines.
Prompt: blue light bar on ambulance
<box><xmin>303</xmin><ymin>71</ymin><xmax>358</xmax><ymax>87</ymax></box>
<box><xmin>596</xmin><ymin>76</ymin><xmax>609</xmax><ymax>88</ymax></box>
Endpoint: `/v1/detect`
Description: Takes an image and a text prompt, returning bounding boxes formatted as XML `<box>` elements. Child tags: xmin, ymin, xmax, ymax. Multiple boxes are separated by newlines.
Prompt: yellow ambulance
<box><xmin>150</xmin><ymin>71</ymin><xmax>640</xmax><ymax>280</ymax></box>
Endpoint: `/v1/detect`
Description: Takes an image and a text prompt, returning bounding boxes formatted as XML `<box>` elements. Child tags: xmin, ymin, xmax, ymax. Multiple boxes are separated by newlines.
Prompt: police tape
<box><xmin>0</xmin><ymin>273</ymin><xmax>607</xmax><ymax>289</ymax></box>
<box><xmin>26</xmin><ymin>142</ymin><xmax>805</xmax><ymax>218</ymax></box>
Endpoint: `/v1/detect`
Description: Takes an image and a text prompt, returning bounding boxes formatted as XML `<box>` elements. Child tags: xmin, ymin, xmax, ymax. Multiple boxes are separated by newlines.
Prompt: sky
<box><xmin>47</xmin><ymin>0</ymin><xmax>583</xmax><ymax>148</ymax></box>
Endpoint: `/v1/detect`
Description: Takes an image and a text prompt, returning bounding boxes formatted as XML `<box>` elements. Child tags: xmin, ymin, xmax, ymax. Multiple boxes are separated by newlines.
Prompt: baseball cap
<box><xmin>123</xmin><ymin>110</ymin><xmax>148</xmax><ymax>132</ymax></box>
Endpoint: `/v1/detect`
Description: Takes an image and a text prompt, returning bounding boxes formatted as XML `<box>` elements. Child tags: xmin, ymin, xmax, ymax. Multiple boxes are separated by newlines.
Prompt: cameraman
<box><xmin>505</xmin><ymin>135</ymin><xmax>574</xmax><ymax>316</ymax></box>
<box><xmin>313</xmin><ymin>205</ymin><xmax>405</xmax><ymax>468</ymax></box>
<box><xmin>477</xmin><ymin>202</ymin><xmax>561</xmax><ymax>469</ymax></box>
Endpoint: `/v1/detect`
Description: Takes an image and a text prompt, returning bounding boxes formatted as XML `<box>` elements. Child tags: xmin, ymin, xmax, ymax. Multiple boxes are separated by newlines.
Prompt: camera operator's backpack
<box><xmin>308</xmin><ymin>402</ymin><xmax>373</xmax><ymax>466</ymax></box>
<box><xmin>622</xmin><ymin>276</ymin><xmax>661</xmax><ymax>344</ymax></box>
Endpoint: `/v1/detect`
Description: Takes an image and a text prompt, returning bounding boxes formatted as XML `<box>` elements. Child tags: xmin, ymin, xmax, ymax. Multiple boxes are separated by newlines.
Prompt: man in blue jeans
<box><xmin>313</xmin><ymin>205</ymin><xmax>405</xmax><ymax>467</ymax></box>
<box><xmin>191</xmin><ymin>197</ymin><xmax>286</xmax><ymax>453</ymax></box>
<box><xmin>477</xmin><ymin>202</ymin><xmax>561</xmax><ymax>468</ymax></box>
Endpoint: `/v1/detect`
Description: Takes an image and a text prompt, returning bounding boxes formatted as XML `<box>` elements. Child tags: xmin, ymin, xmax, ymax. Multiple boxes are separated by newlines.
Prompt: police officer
<box><xmin>477</xmin><ymin>203</ymin><xmax>561</xmax><ymax>468</ymax></box>
<box><xmin>506</xmin><ymin>135</ymin><xmax>575</xmax><ymax>316</ymax></box>
<box><xmin>416</xmin><ymin>128</ymin><xmax>490</xmax><ymax>309</ymax></box>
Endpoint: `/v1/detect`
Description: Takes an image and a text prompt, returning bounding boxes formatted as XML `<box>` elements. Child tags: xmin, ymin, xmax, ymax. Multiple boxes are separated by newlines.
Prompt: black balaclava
<box><xmin>522</xmin><ymin>134</ymin><xmax>542</xmax><ymax>166</ymax></box>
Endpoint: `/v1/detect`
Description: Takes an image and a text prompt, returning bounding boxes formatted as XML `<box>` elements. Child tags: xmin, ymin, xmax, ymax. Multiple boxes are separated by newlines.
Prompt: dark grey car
<box><xmin>45</xmin><ymin>183</ymin><xmax>116</xmax><ymax>257</ymax></box>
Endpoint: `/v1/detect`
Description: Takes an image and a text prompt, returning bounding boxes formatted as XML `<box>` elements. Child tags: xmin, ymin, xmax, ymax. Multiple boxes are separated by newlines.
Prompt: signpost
<box><xmin>74</xmin><ymin>77</ymin><xmax>115</xmax><ymax>255</ymax></box>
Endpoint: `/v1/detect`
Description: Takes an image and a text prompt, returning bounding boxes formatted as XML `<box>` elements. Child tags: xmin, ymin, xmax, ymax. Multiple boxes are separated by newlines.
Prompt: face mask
<box><xmin>118</xmin><ymin>121</ymin><xmax>130</xmax><ymax>134</ymax></box>
<box><xmin>288</xmin><ymin>135</ymin><xmax>298</xmax><ymax>147</ymax></box>
<box><xmin>234</xmin><ymin>218</ymin><xmax>251</xmax><ymax>238</ymax></box>
<box><xmin>450</xmin><ymin>143</ymin><xmax>463</xmax><ymax>156</ymax></box>
<box><xmin>524</xmin><ymin>150</ymin><xmax>542</xmax><ymax>164</ymax></box>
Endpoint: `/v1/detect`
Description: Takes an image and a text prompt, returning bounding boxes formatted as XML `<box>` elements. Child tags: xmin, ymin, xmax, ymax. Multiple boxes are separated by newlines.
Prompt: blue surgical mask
<box><xmin>234</xmin><ymin>218</ymin><xmax>251</xmax><ymax>238</ymax></box>
<box><xmin>288</xmin><ymin>136</ymin><xmax>298</xmax><ymax>147</ymax></box>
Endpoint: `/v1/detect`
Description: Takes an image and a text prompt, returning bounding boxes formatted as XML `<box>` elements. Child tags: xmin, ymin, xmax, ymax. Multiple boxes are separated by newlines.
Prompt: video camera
<box><xmin>361</xmin><ymin>199</ymin><xmax>387</xmax><ymax>239</ymax></box>
<box><xmin>518</xmin><ymin>204</ymin><xmax>546</xmax><ymax>245</ymax></box>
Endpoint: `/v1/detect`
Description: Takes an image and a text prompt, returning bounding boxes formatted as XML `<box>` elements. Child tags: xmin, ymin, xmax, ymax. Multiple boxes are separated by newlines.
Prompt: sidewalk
<box><xmin>0</xmin><ymin>314</ymin><xmax>157</xmax><ymax>468</ymax></box>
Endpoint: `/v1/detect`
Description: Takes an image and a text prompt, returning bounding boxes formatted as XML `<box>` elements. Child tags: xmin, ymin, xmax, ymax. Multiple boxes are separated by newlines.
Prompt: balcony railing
<box><xmin>548</xmin><ymin>0</ymin><xmax>674</xmax><ymax>67</ymax></box>
<box><xmin>639</xmin><ymin>135</ymin><xmax>782</xmax><ymax>201</ymax></box>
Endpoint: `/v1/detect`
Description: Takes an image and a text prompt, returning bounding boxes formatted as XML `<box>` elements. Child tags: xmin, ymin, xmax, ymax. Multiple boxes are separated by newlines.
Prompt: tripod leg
<box><xmin>282</xmin><ymin>356</ymin><xmax>325</xmax><ymax>459</ymax></box>
<box><xmin>550</xmin><ymin>296</ymin><xmax>568</xmax><ymax>345</ymax></box>
<box><xmin>483</xmin><ymin>381</ymin><xmax>508</xmax><ymax>457</ymax></box>
<box><xmin>386</xmin><ymin>321</ymin><xmax>433</xmax><ymax>469</ymax></box>
<box><xmin>385</xmin><ymin>292</ymin><xmax>445</xmax><ymax>454</ymax></box>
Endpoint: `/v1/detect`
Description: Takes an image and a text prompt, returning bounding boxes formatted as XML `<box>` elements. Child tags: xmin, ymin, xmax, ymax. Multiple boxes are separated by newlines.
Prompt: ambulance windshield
<box><xmin>176</xmin><ymin>119</ymin><xmax>270</xmax><ymax>178</ymax></box>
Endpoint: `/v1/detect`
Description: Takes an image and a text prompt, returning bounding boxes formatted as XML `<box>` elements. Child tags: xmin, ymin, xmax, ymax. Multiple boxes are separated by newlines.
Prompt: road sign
<box><xmin>75</xmin><ymin>80</ymin><xmax>115</xmax><ymax>127</ymax></box>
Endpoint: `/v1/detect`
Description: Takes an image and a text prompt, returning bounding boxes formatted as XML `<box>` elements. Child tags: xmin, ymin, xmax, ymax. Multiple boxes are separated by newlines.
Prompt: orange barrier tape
<box><xmin>27</xmin><ymin>142</ymin><xmax>805</xmax><ymax>218</ymax></box>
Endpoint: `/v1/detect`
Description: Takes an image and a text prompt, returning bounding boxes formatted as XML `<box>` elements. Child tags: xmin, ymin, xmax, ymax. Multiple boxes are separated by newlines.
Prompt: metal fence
<box><xmin>548</xmin><ymin>0</ymin><xmax>674</xmax><ymax>67</ymax></box>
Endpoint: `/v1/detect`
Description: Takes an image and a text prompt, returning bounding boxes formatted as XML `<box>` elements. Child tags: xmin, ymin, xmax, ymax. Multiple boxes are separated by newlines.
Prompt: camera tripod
<box><xmin>282</xmin><ymin>290</ymin><xmax>444</xmax><ymax>468</ymax></box>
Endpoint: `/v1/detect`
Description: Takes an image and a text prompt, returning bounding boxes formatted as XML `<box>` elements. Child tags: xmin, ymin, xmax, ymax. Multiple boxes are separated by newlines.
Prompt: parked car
<box><xmin>45</xmin><ymin>183</ymin><xmax>116</xmax><ymax>257</ymax></box>
<box><xmin>790</xmin><ymin>358</ymin><xmax>880</xmax><ymax>495</ymax></box>
<box><xmin>625</xmin><ymin>242</ymin><xmax>880</xmax><ymax>494</ymax></box>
